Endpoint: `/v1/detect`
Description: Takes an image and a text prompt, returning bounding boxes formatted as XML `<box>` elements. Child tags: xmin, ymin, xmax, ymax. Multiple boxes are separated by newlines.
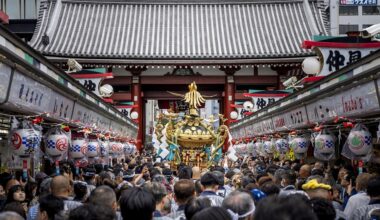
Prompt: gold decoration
<box><xmin>159</xmin><ymin>82</ymin><xmax>230</xmax><ymax>169</ymax></box>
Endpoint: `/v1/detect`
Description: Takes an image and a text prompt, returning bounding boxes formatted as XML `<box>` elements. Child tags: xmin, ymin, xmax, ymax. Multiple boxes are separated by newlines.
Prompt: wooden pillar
<box><xmin>126</xmin><ymin>66</ymin><xmax>146</xmax><ymax>151</ymax></box>
<box><xmin>220</xmin><ymin>66</ymin><xmax>240</xmax><ymax>127</ymax></box>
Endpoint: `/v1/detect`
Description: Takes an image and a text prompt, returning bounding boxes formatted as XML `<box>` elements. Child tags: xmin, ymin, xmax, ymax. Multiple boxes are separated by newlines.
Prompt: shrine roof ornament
<box><xmin>30</xmin><ymin>0</ymin><xmax>328</xmax><ymax>61</ymax></box>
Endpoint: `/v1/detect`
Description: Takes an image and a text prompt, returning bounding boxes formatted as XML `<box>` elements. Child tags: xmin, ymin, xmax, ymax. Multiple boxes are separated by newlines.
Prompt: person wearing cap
<box><xmin>83</xmin><ymin>168</ymin><xmax>96</xmax><ymax>194</ymax></box>
<box><xmin>199</xmin><ymin>172</ymin><xmax>224</xmax><ymax>207</ymax></box>
<box><xmin>222</xmin><ymin>191</ymin><xmax>255</xmax><ymax>220</ymax></box>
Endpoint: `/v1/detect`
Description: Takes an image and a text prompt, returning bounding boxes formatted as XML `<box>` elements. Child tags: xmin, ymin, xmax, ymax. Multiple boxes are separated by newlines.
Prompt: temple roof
<box><xmin>30</xmin><ymin>0</ymin><xmax>329</xmax><ymax>61</ymax></box>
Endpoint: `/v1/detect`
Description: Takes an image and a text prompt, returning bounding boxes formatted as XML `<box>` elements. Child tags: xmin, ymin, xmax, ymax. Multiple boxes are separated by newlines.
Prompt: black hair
<box><xmin>282</xmin><ymin>170</ymin><xmax>297</xmax><ymax>186</ymax></box>
<box><xmin>192</xmin><ymin>207</ymin><xmax>232</xmax><ymax>220</ymax></box>
<box><xmin>367</xmin><ymin>176</ymin><xmax>380</xmax><ymax>198</ymax></box>
<box><xmin>73</xmin><ymin>182</ymin><xmax>88</xmax><ymax>202</ymax></box>
<box><xmin>39</xmin><ymin>194</ymin><xmax>64</xmax><ymax>220</ymax></box>
<box><xmin>185</xmin><ymin>197</ymin><xmax>212</xmax><ymax>220</ymax></box>
<box><xmin>119</xmin><ymin>187</ymin><xmax>155</xmax><ymax>220</ymax></box>
<box><xmin>24</xmin><ymin>181</ymin><xmax>38</xmax><ymax>205</ymax></box>
<box><xmin>178</xmin><ymin>166</ymin><xmax>193</xmax><ymax>180</ymax></box>
<box><xmin>6</xmin><ymin>185</ymin><xmax>24</xmax><ymax>203</ymax></box>
<box><xmin>310</xmin><ymin>197</ymin><xmax>336</xmax><ymax>220</ymax></box>
<box><xmin>211</xmin><ymin>166</ymin><xmax>225</xmax><ymax>174</ymax></box>
<box><xmin>3</xmin><ymin>202</ymin><xmax>26</xmax><ymax>218</ymax></box>
<box><xmin>260</xmin><ymin>182</ymin><xmax>280</xmax><ymax>196</ymax></box>
<box><xmin>254</xmin><ymin>195</ymin><xmax>317</xmax><ymax>220</ymax></box>
<box><xmin>69</xmin><ymin>204</ymin><xmax>116</xmax><ymax>220</ymax></box>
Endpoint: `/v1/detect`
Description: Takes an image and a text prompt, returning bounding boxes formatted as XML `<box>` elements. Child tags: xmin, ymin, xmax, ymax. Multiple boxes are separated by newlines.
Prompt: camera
<box><xmin>282</xmin><ymin>76</ymin><xmax>298</xmax><ymax>87</ymax></box>
<box><xmin>67</xmin><ymin>59</ymin><xmax>83</xmax><ymax>72</ymax></box>
<box><xmin>363</xmin><ymin>23</ymin><xmax>380</xmax><ymax>41</ymax></box>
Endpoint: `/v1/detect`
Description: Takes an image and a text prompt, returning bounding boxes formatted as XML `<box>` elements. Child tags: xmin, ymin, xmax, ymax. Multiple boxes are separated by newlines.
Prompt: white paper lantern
<box><xmin>109</xmin><ymin>141</ymin><xmax>119</xmax><ymax>155</ymax></box>
<box><xmin>276</xmin><ymin>139</ymin><xmax>289</xmax><ymax>153</ymax></box>
<box><xmin>255</xmin><ymin>142</ymin><xmax>264</xmax><ymax>153</ymax></box>
<box><xmin>70</xmin><ymin>139</ymin><xmax>88</xmax><ymax>159</ymax></box>
<box><xmin>247</xmin><ymin>142</ymin><xmax>255</xmax><ymax>154</ymax></box>
<box><xmin>87</xmin><ymin>140</ymin><xmax>99</xmax><ymax>157</ymax></box>
<box><xmin>46</xmin><ymin>134</ymin><xmax>69</xmax><ymax>157</ymax></box>
<box><xmin>290</xmin><ymin>137</ymin><xmax>309</xmax><ymax>154</ymax></box>
<box><xmin>10</xmin><ymin>129</ymin><xmax>41</xmax><ymax>156</ymax></box>
<box><xmin>230</xmin><ymin>111</ymin><xmax>238</xmax><ymax>120</ymax></box>
<box><xmin>243</xmin><ymin>101</ymin><xmax>254</xmax><ymax>111</ymax></box>
<box><xmin>130</xmin><ymin>111</ymin><xmax>139</xmax><ymax>120</ymax></box>
<box><xmin>263</xmin><ymin>140</ymin><xmax>275</xmax><ymax>154</ymax></box>
<box><xmin>315</xmin><ymin>134</ymin><xmax>335</xmax><ymax>154</ymax></box>
<box><xmin>100</xmin><ymin>141</ymin><xmax>109</xmax><ymax>157</ymax></box>
<box><xmin>347</xmin><ymin>130</ymin><xmax>372</xmax><ymax>156</ymax></box>
<box><xmin>302</xmin><ymin>57</ymin><xmax>321</xmax><ymax>75</ymax></box>
<box><xmin>99</xmin><ymin>84</ymin><xmax>114</xmax><ymax>97</ymax></box>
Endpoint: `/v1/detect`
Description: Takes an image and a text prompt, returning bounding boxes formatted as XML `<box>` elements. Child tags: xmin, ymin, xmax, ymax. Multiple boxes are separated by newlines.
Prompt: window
<box><xmin>363</xmin><ymin>24</ymin><xmax>374</xmax><ymax>29</ymax></box>
<box><xmin>1</xmin><ymin>0</ymin><xmax>40</xmax><ymax>19</ymax></box>
<box><xmin>363</xmin><ymin>6</ymin><xmax>380</xmax><ymax>15</ymax></box>
<box><xmin>339</xmin><ymin>6</ymin><xmax>359</xmax><ymax>15</ymax></box>
<box><xmin>339</xmin><ymin>24</ymin><xmax>359</xmax><ymax>35</ymax></box>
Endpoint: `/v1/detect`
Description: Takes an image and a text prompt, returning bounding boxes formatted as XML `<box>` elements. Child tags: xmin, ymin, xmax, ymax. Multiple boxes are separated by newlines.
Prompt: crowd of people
<box><xmin>0</xmin><ymin>150</ymin><xmax>380</xmax><ymax>220</ymax></box>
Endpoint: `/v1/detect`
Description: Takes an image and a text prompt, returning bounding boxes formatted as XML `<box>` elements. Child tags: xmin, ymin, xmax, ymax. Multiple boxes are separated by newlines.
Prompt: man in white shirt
<box><xmin>344</xmin><ymin>173</ymin><xmax>372</xmax><ymax>218</ymax></box>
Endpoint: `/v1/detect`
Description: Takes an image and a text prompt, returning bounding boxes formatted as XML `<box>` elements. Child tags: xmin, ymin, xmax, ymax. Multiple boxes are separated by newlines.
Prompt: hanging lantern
<box><xmin>87</xmin><ymin>140</ymin><xmax>99</xmax><ymax>158</ymax></box>
<box><xmin>10</xmin><ymin>129</ymin><xmax>41</xmax><ymax>156</ymax></box>
<box><xmin>230</xmin><ymin>111</ymin><xmax>238</xmax><ymax>120</ymax></box>
<box><xmin>314</xmin><ymin>133</ymin><xmax>335</xmax><ymax>154</ymax></box>
<box><xmin>302</xmin><ymin>57</ymin><xmax>321</xmax><ymax>75</ymax></box>
<box><xmin>290</xmin><ymin>137</ymin><xmax>309</xmax><ymax>154</ymax></box>
<box><xmin>247</xmin><ymin>142</ymin><xmax>255</xmax><ymax>154</ymax></box>
<box><xmin>70</xmin><ymin>139</ymin><xmax>88</xmax><ymax>159</ymax></box>
<box><xmin>263</xmin><ymin>140</ymin><xmax>275</xmax><ymax>154</ymax></box>
<box><xmin>276</xmin><ymin>139</ymin><xmax>289</xmax><ymax>153</ymax></box>
<box><xmin>347</xmin><ymin>124</ymin><xmax>372</xmax><ymax>156</ymax></box>
<box><xmin>46</xmin><ymin>134</ymin><xmax>69</xmax><ymax>157</ymax></box>
<box><xmin>130</xmin><ymin>111</ymin><xmax>139</xmax><ymax>120</ymax></box>
<box><xmin>100</xmin><ymin>141</ymin><xmax>109</xmax><ymax>157</ymax></box>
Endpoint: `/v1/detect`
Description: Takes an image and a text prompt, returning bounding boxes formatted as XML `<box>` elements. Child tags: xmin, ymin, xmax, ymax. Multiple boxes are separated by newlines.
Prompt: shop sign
<box><xmin>318</xmin><ymin>48</ymin><xmax>376</xmax><ymax>76</ymax></box>
<box><xmin>77</xmin><ymin>78</ymin><xmax>102</xmax><ymax>96</ymax></box>
<box><xmin>250</xmin><ymin>97</ymin><xmax>282</xmax><ymax>112</ymax></box>
<box><xmin>0</xmin><ymin>63</ymin><xmax>12</xmax><ymax>103</ymax></box>
<box><xmin>7</xmin><ymin>71</ymin><xmax>74</xmax><ymax>120</ymax></box>
<box><xmin>72</xmin><ymin>103</ymin><xmax>111</xmax><ymax>131</ymax></box>
<box><xmin>340</xmin><ymin>0</ymin><xmax>377</xmax><ymax>5</ymax></box>
<box><xmin>307</xmin><ymin>81</ymin><xmax>379</xmax><ymax>123</ymax></box>
<box><xmin>272</xmin><ymin>106</ymin><xmax>309</xmax><ymax>131</ymax></box>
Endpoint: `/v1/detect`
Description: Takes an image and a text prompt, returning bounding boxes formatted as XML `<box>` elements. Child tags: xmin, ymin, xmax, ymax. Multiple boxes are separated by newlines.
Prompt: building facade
<box><xmin>329</xmin><ymin>0</ymin><xmax>380</xmax><ymax>35</ymax></box>
<box><xmin>29</xmin><ymin>0</ymin><xmax>329</xmax><ymax>149</ymax></box>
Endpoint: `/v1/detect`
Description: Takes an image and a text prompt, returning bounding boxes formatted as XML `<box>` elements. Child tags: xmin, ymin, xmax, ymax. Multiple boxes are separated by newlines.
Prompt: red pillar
<box><xmin>220</xmin><ymin>66</ymin><xmax>240</xmax><ymax>127</ymax></box>
<box><xmin>224</xmin><ymin>75</ymin><xmax>235</xmax><ymax>127</ymax></box>
<box><xmin>126</xmin><ymin>66</ymin><xmax>146</xmax><ymax>152</ymax></box>
<box><xmin>132</xmin><ymin>76</ymin><xmax>143</xmax><ymax>151</ymax></box>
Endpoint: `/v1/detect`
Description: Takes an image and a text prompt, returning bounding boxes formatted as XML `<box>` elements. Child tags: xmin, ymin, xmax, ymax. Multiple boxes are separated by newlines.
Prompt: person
<box><xmin>119</xmin><ymin>187</ymin><xmax>155</xmax><ymax>220</ymax></box>
<box><xmin>50</xmin><ymin>176</ymin><xmax>82</xmax><ymax>211</ymax></box>
<box><xmin>350</xmin><ymin>176</ymin><xmax>380</xmax><ymax>220</ymax></box>
<box><xmin>168</xmin><ymin>179</ymin><xmax>195</xmax><ymax>219</ymax></box>
<box><xmin>184</xmin><ymin>197</ymin><xmax>211</xmax><ymax>220</ymax></box>
<box><xmin>88</xmin><ymin>185</ymin><xmax>119</xmax><ymax>219</ymax></box>
<box><xmin>310</xmin><ymin>197</ymin><xmax>337</xmax><ymax>220</ymax></box>
<box><xmin>279</xmin><ymin>170</ymin><xmax>308</xmax><ymax>197</ymax></box>
<box><xmin>69</xmin><ymin>204</ymin><xmax>116</xmax><ymax>220</ymax></box>
<box><xmin>3</xmin><ymin>202</ymin><xmax>27</xmax><ymax>219</ymax></box>
<box><xmin>143</xmin><ymin>182</ymin><xmax>172</xmax><ymax>219</ymax></box>
<box><xmin>24</xmin><ymin>181</ymin><xmax>38</xmax><ymax>207</ymax></box>
<box><xmin>199</xmin><ymin>172</ymin><xmax>224</xmax><ymax>206</ymax></box>
<box><xmin>82</xmin><ymin>168</ymin><xmax>96</xmax><ymax>194</ymax></box>
<box><xmin>299</xmin><ymin>164</ymin><xmax>312</xmax><ymax>179</ymax></box>
<box><xmin>191</xmin><ymin>207</ymin><xmax>232</xmax><ymax>220</ymax></box>
<box><xmin>0</xmin><ymin>184</ymin><xmax>5</xmax><ymax>211</ymax></box>
<box><xmin>37</xmin><ymin>194</ymin><xmax>65</xmax><ymax>220</ymax></box>
<box><xmin>302</xmin><ymin>179</ymin><xmax>331</xmax><ymax>199</ymax></box>
<box><xmin>222</xmin><ymin>191</ymin><xmax>255</xmax><ymax>220</ymax></box>
<box><xmin>0</xmin><ymin>211</ymin><xmax>24</xmax><ymax>220</ymax></box>
<box><xmin>344</xmin><ymin>173</ymin><xmax>372</xmax><ymax>218</ymax></box>
<box><xmin>254</xmin><ymin>195</ymin><xmax>318</xmax><ymax>220</ymax></box>
<box><xmin>73</xmin><ymin>181</ymin><xmax>88</xmax><ymax>202</ymax></box>
<box><xmin>5</xmin><ymin>185</ymin><xmax>26</xmax><ymax>205</ymax></box>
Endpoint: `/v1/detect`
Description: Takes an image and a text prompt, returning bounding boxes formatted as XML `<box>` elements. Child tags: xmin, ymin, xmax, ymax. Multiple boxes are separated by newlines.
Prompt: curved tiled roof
<box><xmin>30</xmin><ymin>0</ymin><xmax>329</xmax><ymax>60</ymax></box>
